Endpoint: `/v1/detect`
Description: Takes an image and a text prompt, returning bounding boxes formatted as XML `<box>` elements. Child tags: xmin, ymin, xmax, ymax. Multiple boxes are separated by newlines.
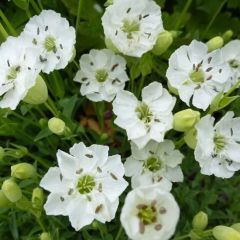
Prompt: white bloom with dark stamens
<box><xmin>0</xmin><ymin>36</ymin><xmax>40</xmax><ymax>110</ymax></box>
<box><xmin>112</xmin><ymin>82</ymin><xmax>176</xmax><ymax>149</ymax></box>
<box><xmin>74</xmin><ymin>49</ymin><xmax>129</xmax><ymax>102</ymax></box>
<box><xmin>166</xmin><ymin>40</ymin><xmax>231</xmax><ymax>110</ymax></box>
<box><xmin>125</xmin><ymin>140</ymin><xmax>184</xmax><ymax>188</ymax></box>
<box><xmin>102</xmin><ymin>0</ymin><xmax>164</xmax><ymax>57</ymax></box>
<box><xmin>120</xmin><ymin>185</ymin><xmax>180</xmax><ymax>240</ymax></box>
<box><xmin>22</xmin><ymin>9</ymin><xmax>76</xmax><ymax>74</ymax></box>
<box><xmin>195</xmin><ymin>112</ymin><xmax>240</xmax><ymax>178</ymax></box>
<box><xmin>40</xmin><ymin>142</ymin><xmax>128</xmax><ymax>231</ymax></box>
<box><xmin>222</xmin><ymin>40</ymin><xmax>240</xmax><ymax>87</ymax></box>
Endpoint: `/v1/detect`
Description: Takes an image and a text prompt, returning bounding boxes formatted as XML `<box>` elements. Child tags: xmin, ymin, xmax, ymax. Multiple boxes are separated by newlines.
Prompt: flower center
<box><xmin>229</xmin><ymin>59</ymin><xmax>240</xmax><ymax>69</ymax></box>
<box><xmin>95</xmin><ymin>69</ymin><xmax>108</xmax><ymax>82</ymax></box>
<box><xmin>7</xmin><ymin>66</ymin><xmax>21</xmax><ymax>80</ymax></box>
<box><xmin>44</xmin><ymin>36</ymin><xmax>56</xmax><ymax>52</ymax></box>
<box><xmin>77</xmin><ymin>175</ymin><xmax>96</xmax><ymax>194</ymax></box>
<box><xmin>135</xmin><ymin>102</ymin><xmax>153</xmax><ymax>124</ymax></box>
<box><xmin>190</xmin><ymin>69</ymin><xmax>205</xmax><ymax>83</ymax></box>
<box><xmin>214</xmin><ymin>134</ymin><xmax>226</xmax><ymax>154</ymax></box>
<box><xmin>137</xmin><ymin>204</ymin><xmax>157</xmax><ymax>225</ymax></box>
<box><xmin>121</xmin><ymin>19</ymin><xmax>140</xmax><ymax>39</ymax></box>
<box><xmin>144</xmin><ymin>156</ymin><xmax>162</xmax><ymax>172</ymax></box>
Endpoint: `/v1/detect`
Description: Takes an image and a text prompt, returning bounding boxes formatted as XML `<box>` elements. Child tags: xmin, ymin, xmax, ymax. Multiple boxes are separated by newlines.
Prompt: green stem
<box><xmin>30</xmin><ymin>0</ymin><xmax>41</xmax><ymax>14</ymax></box>
<box><xmin>174</xmin><ymin>234</ymin><xmax>190</xmax><ymax>240</ymax></box>
<box><xmin>175</xmin><ymin>136</ymin><xmax>185</xmax><ymax>149</ymax></box>
<box><xmin>115</xmin><ymin>226</ymin><xmax>123</xmax><ymax>240</ymax></box>
<box><xmin>137</xmin><ymin>75</ymin><xmax>145</xmax><ymax>98</ymax></box>
<box><xmin>47</xmin><ymin>96</ymin><xmax>59</xmax><ymax>116</ymax></box>
<box><xmin>44</xmin><ymin>101</ymin><xmax>57</xmax><ymax>117</ymax></box>
<box><xmin>73</xmin><ymin>59</ymin><xmax>80</xmax><ymax>69</ymax></box>
<box><xmin>174</xmin><ymin>0</ymin><xmax>192</xmax><ymax>30</ymax></box>
<box><xmin>0</xmin><ymin>10</ymin><xmax>17</xmax><ymax>36</ymax></box>
<box><xmin>27</xmin><ymin>152</ymin><xmax>51</xmax><ymax>168</ymax></box>
<box><xmin>0</xmin><ymin>22</ymin><xmax>8</xmax><ymax>40</ymax></box>
<box><xmin>225</xmin><ymin>78</ymin><xmax>240</xmax><ymax>97</ymax></box>
<box><xmin>203</xmin><ymin>0</ymin><xmax>227</xmax><ymax>37</ymax></box>
<box><xmin>76</xmin><ymin>0</ymin><xmax>83</xmax><ymax>32</ymax></box>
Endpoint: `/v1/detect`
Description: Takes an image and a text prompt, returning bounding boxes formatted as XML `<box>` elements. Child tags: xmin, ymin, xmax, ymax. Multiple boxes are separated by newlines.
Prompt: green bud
<box><xmin>32</xmin><ymin>187</ymin><xmax>44</xmax><ymax>209</ymax></box>
<box><xmin>0</xmin><ymin>190</ymin><xmax>11</xmax><ymax>208</ymax></box>
<box><xmin>11</xmin><ymin>163</ymin><xmax>36</xmax><ymax>179</ymax></box>
<box><xmin>0</xmin><ymin>146</ymin><xmax>4</xmax><ymax>161</ymax></box>
<box><xmin>152</xmin><ymin>31</ymin><xmax>173</xmax><ymax>56</ymax></box>
<box><xmin>222</xmin><ymin>30</ymin><xmax>233</xmax><ymax>43</ymax></box>
<box><xmin>192</xmin><ymin>211</ymin><xmax>208</xmax><ymax>231</ymax></box>
<box><xmin>206</xmin><ymin>36</ymin><xmax>224</xmax><ymax>52</ymax></box>
<box><xmin>2</xmin><ymin>179</ymin><xmax>22</xmax><ymax>202</ymax></box>
<box><xmin>48</xmin><ymin>117</ymin><xmax>66</xmax><ymax>135</ymax></box>
<box><xmin>39</xmin><ymin>118</ymin><xmax>48</xmax><ymax>128</ymax></box>
<box><xmin>184</xmin><ymin>127</ymin><xmax>197</xmax><ymax>149</ymax></box>
<box><xmin>213</xmin><ymin>226</ymin><xmax>240</xmax><ymax>240</ymax></box>
<box><xmin>40</xmin><ymin>232</ymin><xmax>52</xmax><ymax>240</ymax></box>
<box><xmin>23</xmin><ymin>75</ymin><xmax>48</xmax><ymax>105</ymax></box>
<box><xmin>104</xmin><ymin>0</ymin><xmax>113</xmax><ymax>7</ymax></box>
<box><xmin>167</xmin><ymin>81</ymin><xmax>179</xmax><ymax>95</ymax></box>
<box><xmin>231</xmin><ymin>223</ymin><xmax>240</xmax><ymax>233</ymax></box>
<box><xmin>105</xmin><ymin>38</ymin><xmax>119</xmax><ymax>53</ymax></box>
<box><xmin>173</xmin><ymin>109</ymin><xmax>200</xmax><ymax>132</ymax></box>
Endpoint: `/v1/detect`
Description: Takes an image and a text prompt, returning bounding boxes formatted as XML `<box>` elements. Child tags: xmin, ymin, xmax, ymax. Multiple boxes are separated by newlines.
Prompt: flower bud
<box><xmin>222</xmin><ymin>30</ymin><xmax>233</xmax><ymax>43</ymax></box>
<box><xmin>0</xmin><ymin>190</ymin><xmax>11</xmax><ymax>208</ymax></box>
<box><xmin>48</xmin><ymin>117</ymin><xmax>66</xmax><ymax>135</ymax></box>
<box><xmin>39</xmin><ymin>118</ymin><xmax>48</xmax><ymax>128</ymax></box>
<box><xmin>167</xmin><ymin>81</ymin><xmax>179</xmax><ymax>95</ymax></box>
<box><xmin>32</xmin><ymin>187</ymin><xmax>44</xmax><ymax>209</ymax></box>
<box><xmin>40</xmin><ymin>232</ymin><xmax>52</xmax><ymax>240</ymax></box>
<box><xmin>173</xmin><ymin>109</ymin><xmax>200</xmax><ymax>132</ymax></box>
<box><xmin>23</xmin><ymin>75</ymin><xmax>48</xmax><ymax>105</ymax></box>
<box><xmin>11</xmin><ymin>163</ymin><xmax>36</xmax><ymax>179</ymax></box>
<box><xmin>192</xmin><ymin>211</ymin><xmax>208</xmax><ymax>231</ymax></box>
<box><xmin>213</xmin><ymin>226</ymin><xmax>240</xmax><ymax>240</ymax></box>
<box><xmin>2</xmin><ymin>179</ymin><xmax>22</xmax><ymax>202</ymax></box>
<box><xmin>206</xmin><ymin>36</ymin><xmax>224</xmax><ymax>52</ymax></box>
<box><xmin>152</xmin><ymin>31</ymin><xmax>173</xmax><ymax>56</ymax></box>
<box><xmin>184</xmin><ymin>127</ymin><xmax>197</xmax><ymax>149</ymax></box>
<box><xmin>104</xmin><ymin>0</ymin><xmax>113</xmax><ymax>7</ymax></box>
<box><xmin>105</xmin><ymin>38</ymin><xmax>119</xmax><ymax>53</ymax></box>
<box><xmin>231</xmin><ymin>223</ymin><xmax>240</xmax><ymax>233</ymax></box>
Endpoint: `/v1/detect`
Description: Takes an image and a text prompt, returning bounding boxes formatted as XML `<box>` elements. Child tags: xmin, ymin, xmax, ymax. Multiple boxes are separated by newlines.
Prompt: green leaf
<box><xmin>34</xmin><ymin>128</ymin><xmax>52</xmax><ymax>142</ymax></box>
<box><xmin>59</xmin><ymin>94</ymin><xmax>78</xmax><ymax>118</ymax></box>
<box><xmin>218</xmin><ymin>95</ymin><xmax>239</xmax><ymax>110</ymax></box>
<box><xmin>12</xmin><ymin>0</ymin><xmax>29</xmax><ymax>10</ymax></box>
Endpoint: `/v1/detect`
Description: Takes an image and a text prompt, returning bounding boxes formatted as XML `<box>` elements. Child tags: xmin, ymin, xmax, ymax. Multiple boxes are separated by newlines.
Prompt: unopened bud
<box><xmin>23</xmin><ymin>75</ymin><xmax>48</xmax><ymax>105</ymax></box>
<box><xmin>152</xmin><ymin>31</ymin><xmax>173</xmax><ymax>56</ymax></box>
<box><xmin>222</xmin><ymin>30</ymin><xmax>233</xmax><ymax>43</ymax></box>
<box><xmin>105</xmin><ymin>38</ymin><xmax>119</xmax><ymax>53</ymax></box>
<box><xmin>0</xmin><ymin>190</ymin><xmax>11</xmax><ymax>208</ymax></box>
<box><xmin>48</xmin><ymin>117</ymin><xmax>66</xmax><ymax>135</ymax></box>
<box><xmin>39</xmin><ymin>118</ymin><xmax>48</xmax><ymax>128</ymax></box>
<box><xmin>213</xmin><ymin>226</ymin><xmax>240</xmax><ymax>240</ymax></box>
<box><xmin>184</xmin><ymin>127</ymin><xmax>197</xmax><ymax>149</ymax></box>
<box><xmin>231</xmin><ymin>223</ymin><xmax>240</xmax><ymax>233</ymax></box>
<box><xmin>207</xmin><ymin>36</ymin><xmax>224</xmax><ymax>52</ymax></box>
<box><xmin>167</xmin><ymin>81</ymin><xmax>179</xmax><ymax>96</ymax></box>
<box><xmin>40</xmin><ymin>232</ymin><xmax>52</xmax><ymax>240</ymax></box>
<box><xmin>192</xmin><ymin>211</ymin><xmax>208</xmax><ymax>231</ymax></box>
<box><xmin>2</xmin><ymin>179</ymin><xmax>22</xmax><ymax>202</ymax></box>
<box><xmin>32</xmin><ymin>187</ymin><xmax>44</xmax><ymax>209</ymax></box>
<box><xmin>11</xmin><ymin>163</ymin><xmax>36</xmax><ymax>179</ymax></box>
<box><xmin>173</xmin><ymin>109</ymin><xmax>200</xmax><ymax>132</ymax></box>
<box><xmin>104</xmin><ymin>0</ymin><xmax>113</xmax><ymax>7</ymax></box>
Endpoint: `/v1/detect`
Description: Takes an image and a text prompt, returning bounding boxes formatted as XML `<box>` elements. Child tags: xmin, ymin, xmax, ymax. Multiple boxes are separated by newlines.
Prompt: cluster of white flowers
<box><xmin>0</xmin><ymin>10</ymin><xmax>75</xmax><ymax>110</ymax></box>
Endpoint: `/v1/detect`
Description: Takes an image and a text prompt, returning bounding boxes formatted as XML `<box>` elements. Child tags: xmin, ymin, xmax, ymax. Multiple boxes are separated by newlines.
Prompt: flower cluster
<box><xmin>0</xmin><ymin>10</ymin><xmax>75</xmax><ymax>109</ymax></box>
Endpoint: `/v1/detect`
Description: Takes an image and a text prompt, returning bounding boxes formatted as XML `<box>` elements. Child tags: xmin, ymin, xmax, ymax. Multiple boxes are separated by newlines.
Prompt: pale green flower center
<box><xmin>144</xmin><ymin>156</ymin><xmax>162</xmax><ymax>172</ymax></box>
<box><xmin>95</xmin><ymin>69</ymin><xmax>108</xmax><ymax>82</ymax></box>
<box><xmin>122</xmin><ymin>19</ymin><xmax>140</xmax><ymax>39</ymax></box>
<box><xmin>138</xmin><ymin>204</ymin><xmax>157</xmax><ymax>225</ymax></box>
<box><xmin>44</xmin><ymin>36</ymin><xmax>56</xmax><ymax>52</ymax></box>
<box><xmin>229</xmin><ymin>59</ymin><xmax>240</xmax><ymax>69</ymax></box>
<box><xmin>77</xmin><ymin>175</ymin><xmax>95</xmax><ymax>194</ymax></box>
<box><xmin>135</xmin><ymin>102</ymin><xmax>153</xmax><ymax>124</ymax></box>
<box><xmin>214</xmin><ymin>134</ymin><xmax>226</xmax><ymax>154</ymax></box>
<box><xmin>190</xmin><ymin>69</ymin><xmax>205</xmax><ymax>83</ymax></box>
<box><xmin>7</xmin><ymin>66</ymin><xmax>21</xmax><ymax>80</ymax></box>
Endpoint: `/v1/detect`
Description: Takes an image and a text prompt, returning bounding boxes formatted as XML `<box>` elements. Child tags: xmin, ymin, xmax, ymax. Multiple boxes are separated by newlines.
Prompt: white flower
<box><xmin>166</xmin><ymin>40</ymin><xmax>231</xmax><ymax>110</ymax></box>
<box><xmin>112</xmin><ymin>81</ymin><xmax>176</xmax><ymax>149</ymax></box>
<box><xmin>0</xmin><ymin>36</ymin><xmax>40</xmax><ymax>110</ymax></box>
<box><xmin>222</xmin><ymin>40</ymin><xmax>240</xmax><ymax>87</ymax></box>
<box><xmin>195</xmin><ymin>111</ymin><xmax>240</xmax><ymax>178</ymax></box>
<box><xmin>22</xmin><ymin>9</ymin><xmax>76</xmax><ymax>74</ymax></box>
<box><xmin>74</xmin><ymin>49</ymin><xmax>129</xmax><ymax>102</ymax></box>
<box><xmin>101</xmin><ymin>0</ymin><xmax>164</xmax><ymax>57</ymax></box>
<box><xmin>40</xmin><ymin>142</ymin><xmax>128</xmax><ymax>231</ymax></box>
<box><xmin>120</xmin><ymin>185</ymin><xmax>180</xmax><ymax>240</ymax></box>
<box><xmin>125</xmin><ymin>140</ymin><xmax>184</xmax><ymax>188</ymax></box>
